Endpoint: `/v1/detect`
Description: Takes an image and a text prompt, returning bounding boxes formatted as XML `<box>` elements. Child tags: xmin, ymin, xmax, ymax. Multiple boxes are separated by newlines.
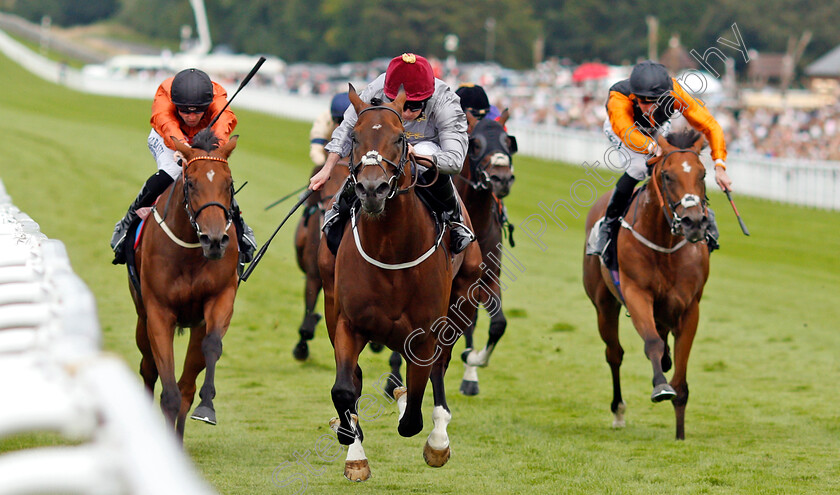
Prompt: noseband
<box><xmin>650</xmin><ymin>149</ymin><xmax>707</xmax><ymax>236</ymax></box>
<box><xmin>348</xmin><ymin>105</ymin><xmax>412</xmax><ymax>199</ymax></box>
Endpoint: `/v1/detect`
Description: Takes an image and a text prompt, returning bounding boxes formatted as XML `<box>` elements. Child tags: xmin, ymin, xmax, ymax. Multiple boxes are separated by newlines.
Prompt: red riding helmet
<box><xmin>384</xmin><ymin>53</ymin><xmax>435</xmax><ymax>101</ymax></box>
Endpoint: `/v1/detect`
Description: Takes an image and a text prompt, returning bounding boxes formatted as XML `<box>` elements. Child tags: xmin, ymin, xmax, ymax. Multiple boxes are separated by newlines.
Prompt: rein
<box><xmin>154</xmin><ymin>155</ymin><xmax>233</xmax><ymax>249</ymax></box>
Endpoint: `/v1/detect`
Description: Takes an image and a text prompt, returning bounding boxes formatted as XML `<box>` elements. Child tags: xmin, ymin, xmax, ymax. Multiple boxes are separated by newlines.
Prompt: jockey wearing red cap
<box><xmin>310</xmin><ymin>53</ymin><xmax>474</xmax><ymax>255</ymax></box>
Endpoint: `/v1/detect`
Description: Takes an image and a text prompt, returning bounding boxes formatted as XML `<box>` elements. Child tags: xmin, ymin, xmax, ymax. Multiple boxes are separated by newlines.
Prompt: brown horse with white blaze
<box><xmin>583</xmin><ymin>129</ymin><xmax>711</xmax><ymax>440</ymax></box>
<box><xmin>318</xmin><ymin>86</ymin><xmax>481</xmax><ymax>481</ymax></box>
<box><xmin>130</xmin><ymin>128</ymin><xmax>240</xmax><ymax>440</ymax></box>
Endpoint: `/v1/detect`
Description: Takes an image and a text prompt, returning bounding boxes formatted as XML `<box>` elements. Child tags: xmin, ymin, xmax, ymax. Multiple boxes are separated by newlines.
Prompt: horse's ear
<box><xmin>217</xmin><ymin>135</ymin><xmax>238</xmax><ymax>159</ymax></box>
<box><xmin>393</xmin><ymin>84</ymin><xmax>407</xmax><ymax>111</ymax></box>
<box><xmin>171</xmin><ymin>136</ymin><xmax>193</xmax><ymax>156</ymax></box>
<box><xmin>465</xmin><ymin>111</ymin><xmax>478</xmax><ymax>132</ymax></box>
<box><xmin>499</xmin><ymin>108</ymin><xmax>510</xmax><ymax>127</ymax></box>
<box><xmin>348</xmin><ymin>83</ymin><xmax>365</xmax><ymax>114</ymax></box>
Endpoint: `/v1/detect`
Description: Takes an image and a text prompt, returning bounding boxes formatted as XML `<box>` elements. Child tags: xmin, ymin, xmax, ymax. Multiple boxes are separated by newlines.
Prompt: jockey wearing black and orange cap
<box><xmin>311</xmin><ymin>53</ymin><xmax>474</xmax><ymax>255</ymax></box>
<box><xmin>593</xmin><ymin>60</ymin><xmax>732</xmax><ymax>265</ymax></box>
<box><xmin>109</xmin><ymin>68</ymin><xmax>256</xmax><ymax>266</ymax></box>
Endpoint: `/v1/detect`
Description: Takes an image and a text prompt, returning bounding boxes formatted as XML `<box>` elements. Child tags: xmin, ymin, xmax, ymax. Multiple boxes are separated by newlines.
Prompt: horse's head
<box><xmin>347</xmin><ymin>84</ymin><xmax>409</xmax><ymax>216</ymax></box>
<box><xmin>466</xmin><ymin>110</ymin><xmax>517</xmax><ymax>197</ymax></box>
<box><xmin>171</xmin><ymin>128</ymin><xmax>237</xmax><ymax>260</ymax></box>
<box><xmin>648</xmin><ymin>129</ymin><xmax>709</xmax><ymax>243</ymax></box>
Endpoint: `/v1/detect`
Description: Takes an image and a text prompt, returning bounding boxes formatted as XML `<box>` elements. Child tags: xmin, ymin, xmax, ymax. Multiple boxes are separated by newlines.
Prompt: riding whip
<box><xmin>240</xmin><ymin>188</ymin><xmax>313</xmax><ymax>282</ymax></box>
<box><xmin>207</xmin><ymin>56</ymin><xmax>266</xmax><ymax>129</ymax></box>
<box><xmin>264</xmin><ymin>184</ymin><xmax>308</xmax><ymax>210</ymax></box>
<box><xmin>724</xmin><ymin>190</ymin><xmax>750</xmax><ymax>236</ymax></box>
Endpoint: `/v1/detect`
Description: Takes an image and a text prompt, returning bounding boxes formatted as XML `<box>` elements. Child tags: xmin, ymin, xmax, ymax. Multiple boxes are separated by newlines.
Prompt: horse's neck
<box><xmin>464</xmin><ymin>188</ymin><xmax>495</xmax><ymax>233</ymax></box>
<box><xmin>160</xmin><ymin>180</ymin><xmax>198</xmax><ymax>242</ymax></box>
<box><xmin>357</xmin><ymin>193</ymin><xmax>435</xmax><ymax>255</ymax></box>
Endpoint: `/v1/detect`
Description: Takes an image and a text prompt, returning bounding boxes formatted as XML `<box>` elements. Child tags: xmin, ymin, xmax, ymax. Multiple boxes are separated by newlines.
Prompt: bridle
<box><xmin>183</xmin><ymin>155</ymin><xmax>233</xmax><ymax>236</ymax></box>
<box><xmin>649</xmin><ymin>149</ymin><xmax>708</xmax><ymax>237</ymax></box>
<box><xmin>156</xmin><ymin>155</ymin><xmax>233</xmax><ymax>248</ymax></box>
<box><xmin>464</xmin><ymin>119</ymin><xmax>514</xmax><ymax>191</ymax></box>
<box><xmin>347</xmin><ymin>105</ymin><xmax>416</xmax><ymax>199</ymax></box>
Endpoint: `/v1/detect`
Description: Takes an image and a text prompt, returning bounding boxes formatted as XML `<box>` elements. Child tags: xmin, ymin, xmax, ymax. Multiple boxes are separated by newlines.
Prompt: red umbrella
<box><xmin>572</xmin><ymin>62</ymin><xmax>610</xmax><ymax>82</ymax></box>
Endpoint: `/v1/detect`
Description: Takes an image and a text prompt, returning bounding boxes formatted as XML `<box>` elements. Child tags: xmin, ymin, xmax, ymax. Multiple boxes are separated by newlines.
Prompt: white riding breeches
<box><xmin>147</xmin><ymin>130</ymin><xmax>182</xmax><ymax>180</ymax></box>
<box><xmin>602</xmin><ymin>119</ymin><xmax>672</xmax><ymax>181</ymax></box>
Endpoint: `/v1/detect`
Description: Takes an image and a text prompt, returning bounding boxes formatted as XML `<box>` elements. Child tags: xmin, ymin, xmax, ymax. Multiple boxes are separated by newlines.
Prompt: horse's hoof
<box><xmin>423</xmin><ymin>442</ymin><xmax>451</xmax><ymax>467</ymax></box>
<box><xmin>344</xmin><ymin>459</ymin><xmax>371</xmax><ymax>482</ymax></box>
<box><xmin>612</xmin><ymin>402</ymin><xmax>627</xmax><ymax>428</ymax></box>
<box><xmin>190</xmin><ymin>405</ymin><xmax>217</xmax><ymax>425</ymax></box>
<box><xmin>651</xmin><ymin>383</ymin><xmax>677</xmax><ymax>403</ymax></box>
<box><xmin>292</xmin><ymin>341</ymin><xmax>309</xmax><ymax>361</ymax></box>
<box><xmin>368</xmin><ymin>341</ymin><xmax>384</xmax><ymax>353</ymax></box>
<box><xmin>460</xmin><ymin>380</ymin><xmax>479</xmax><ymax>396</ymax></box>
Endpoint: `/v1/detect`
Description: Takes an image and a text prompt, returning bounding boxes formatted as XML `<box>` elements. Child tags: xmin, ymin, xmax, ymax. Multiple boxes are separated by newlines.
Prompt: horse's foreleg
<box><xmin>192</xmin><ymin>290</ymin><xmax>235</xmax><ymax>426</ymax></box>
<box><xmin>465</xmin><ymin>272</ymin><xmax>506</xmax><ymax>368</ymax></box>
<box><xmin>330</xmin><ymin>316</ymin><xmax>369</xmax><ymax>481</ymax></box>
<box><xmin>623</xmin><ymin>285</ymin><xmax>675</xmax><ymax>402</ymax></box>
<box><xmin>135</xmin><ymin>315</ymin><xmax>157</xmax><ymax>393</ymax></box>
<box><xmin>671</xmin><ymin>301</ymin><xmax>700</xmax><ymax>440</ymax></box>
<box><xmin>459</xmin><ymin>312</ymin><xmax>480</xmax><ymax>396</ymax></box>
<box><xmin>595</xmin><ymin>294</ymin><xmax>625</xmax><ymax>427</ymax></box>
<box><xmin>425</xmin><ymin>342</ymin><xmax>453</xmax><ymax>467</ymax></box>
<box><xmin>396</xmin><ymin>340</ymin><xmax>435</xmax><ymax>438</ymax></box>
<box><xmin>177</xmin><ymin>324</ymin><xmax>207</xmax><ymax>436</ymax></box>
<box><xmin>145</xmin><ymin>305</ymin><xmax>179</xmax><ymax>430</ymax></box>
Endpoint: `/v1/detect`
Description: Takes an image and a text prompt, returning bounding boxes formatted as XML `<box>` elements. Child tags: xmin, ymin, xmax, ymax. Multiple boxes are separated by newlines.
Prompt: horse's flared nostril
<box><xmin>375</xmin><ymin>182</ymin><xmax>390</xmax><ymax>196</ymax></box>
<box><xmin>355</xmin><ymin>183</ymin><xmax>366</xmax><ymax>199</ymax></box>
<box><xmin>220</xmin><ymin>234</ymin><xmax>230</xmax><ymax>249</ymax></box>
<box><xmin>199</xmin><ymin>234</ymin><xmax>211</xmax><ymax>246</ymax></box>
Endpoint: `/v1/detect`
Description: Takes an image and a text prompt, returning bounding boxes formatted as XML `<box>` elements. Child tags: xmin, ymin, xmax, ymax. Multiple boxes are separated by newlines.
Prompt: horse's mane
<box><xmin>665</xmin><ymin>128</ymin><xmax>703</xmax><ymax>150</ymax></box>
<box><xmin>192</xmin><ymin>128</ymin><xmax>220</xmax><ymax>152</ymax></box>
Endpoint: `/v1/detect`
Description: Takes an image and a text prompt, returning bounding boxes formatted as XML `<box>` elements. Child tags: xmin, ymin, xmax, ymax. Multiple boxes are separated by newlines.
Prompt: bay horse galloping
<box><xmin>455</xmin><ymin>111</ymin><xmax>517</xmax><ymax>396</ymax></box>
<box><xmin>318</xmin><ymin>86</ymin><xmax>481</xmax><ymax>481</ymax></box>
<box><xmin>583</xmin><ymin>129</ymin><xmax>710</xmax><ymax>440</ymax></box>
<box><xmin>130</xmin><ymin>128</ymin><xmax>240</xmax><ymax>440</ymax></box>
<box><xmin>292</xmin><ymin>161</ymin><xmax>349</xmax><ymax>361</ymax></box>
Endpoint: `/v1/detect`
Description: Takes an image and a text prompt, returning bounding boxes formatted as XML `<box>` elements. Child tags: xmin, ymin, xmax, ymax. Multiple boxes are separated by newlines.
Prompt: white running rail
<box><xmin>0</xmin><ymin>178</ymin><xmax>217</xmax><ymax>495</ymax></box>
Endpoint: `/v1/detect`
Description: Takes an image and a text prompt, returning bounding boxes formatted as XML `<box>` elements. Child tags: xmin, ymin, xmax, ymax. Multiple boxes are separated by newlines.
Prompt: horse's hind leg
<box><xmin>135</xmin><ymin>316</ymin><xmax>157</xmax><ymax>393</ymax></box>
<box><xmin>425</xmin><ymin>343</ymin><xmax>453</xmax><ymax>467</ymax></box>
<box><xmin>396</xmin><ymin>341</ymin><xmax>435</xmax><ymax>438</ymax></box>
<box><xmin>145</xmin><ymin>306</ymin><xmax>180</xmax><ymax>430</ymax></box>
<box><xmin>596</xmin><ymin>298</ymin><xmax>626</xmax><ymax>428</ymax></box>
<box><xmin>384</xmin><ymin>351</ymin><xmax>403</xmax><ymax>399</ymax></box>
<box><xmin>463</xmin><ymin>273</ymin><xmax>506</xmax><ymax>368</ymax></box>
<box><xmin>459</xmin><ymin>312</ymin><xmax>480</xmax><ymax>395</ymax></box>
<box><xmin>330</xmin><ymin>317</ymin><xmax>370</xmax><ymax>481</ymax></box>
<box><xmin>177</xmin><ymin>324</ymin><xmax>207</xmax><ymax>436</ymax></box>
<box><xmin>671</xmin><ymin>301</ymin><xmax>700</xmax><ymax>440</ymax></box>
<box><xmin>293</xmin><ymin>271</ymin><xmax>322</xmax><ymax>361</ymax></box>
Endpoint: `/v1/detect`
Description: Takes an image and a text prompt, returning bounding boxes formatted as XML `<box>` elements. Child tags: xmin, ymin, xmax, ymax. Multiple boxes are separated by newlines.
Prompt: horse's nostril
<box><xmin>199</xmin><ymin>234</ymin><xmax>210</xmax><ymax>245</ymax></box>
<box><xmin>375</xmin><ymin>183</ymin><xmax>390</xmax><ymax>196</ymax></box>
<box><xmin>355</xmin><ymin>184</ymin><xmax>366</xmax><ymax>198</ymax></box>
<box><xmin>220</xmin><ymin>234</ymin><xmax>230</xmax><ymax>247</ymax></box>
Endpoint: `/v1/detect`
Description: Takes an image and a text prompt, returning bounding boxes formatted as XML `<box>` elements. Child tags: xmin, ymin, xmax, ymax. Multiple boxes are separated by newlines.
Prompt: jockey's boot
<box><xmin>421</xmin><ymin>173</ymin><xmax>475</xmax><ymax>254</ymax></box>
<box><xmin>322</xmin><ymin>177</ymin><xmax>357</xmax><ymax>255</ymax></box>
<box><xmin>597</xmin><ymin>173</ymin><xmax>639</xmax><ymax>270</ymax></box>
<box><xmin>232</xmin><ymin>197</ymin><xmax>257</xmax><ymax>265</ymax></box>
<box><xmin>706</xmin><ymin>207</ymin><xmax>720</xmax><ymax>253</ymax></box>
<box><xmin>110</xmin><ymin>170</ymin><xmax>174</xmax><ymax>265</ymax></box>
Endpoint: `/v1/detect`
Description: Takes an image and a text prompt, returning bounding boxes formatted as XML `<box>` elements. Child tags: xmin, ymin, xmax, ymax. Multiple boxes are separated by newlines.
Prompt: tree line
<box><xmin>2</xmin><ymin>0</ymin><xmax>839</xmax><ymax>71</ymax></box>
